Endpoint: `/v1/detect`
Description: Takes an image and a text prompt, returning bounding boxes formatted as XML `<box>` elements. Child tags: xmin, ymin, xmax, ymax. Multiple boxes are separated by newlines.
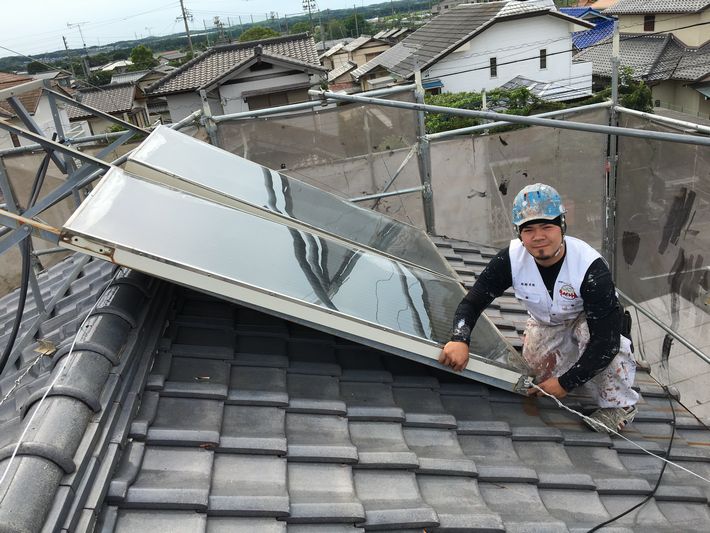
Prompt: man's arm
<box><xmin>439</xmin><ymin>247</ymin><xmax>512</xmax><ymax>370</ymax></box>
<box><xmin>557</xmin><ymin>258</ymin><xmax>622</xmax><ymax>391</ymax></box>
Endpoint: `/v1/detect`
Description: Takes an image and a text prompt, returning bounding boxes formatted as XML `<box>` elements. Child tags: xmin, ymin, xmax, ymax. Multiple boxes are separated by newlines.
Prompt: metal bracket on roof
<box><xmin>59</xmin><ymin>233</ymin><xmax>115</xmax><ymax>262</ymax></box>
<box><xmin>513</xmin><ymin>374</ymin><xmax>536</xmax><ymax>395</ymax></box>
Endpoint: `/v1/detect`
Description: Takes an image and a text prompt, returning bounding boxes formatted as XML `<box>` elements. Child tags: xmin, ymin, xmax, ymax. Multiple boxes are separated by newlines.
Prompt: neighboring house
<box><xmin>322</xmin><ymin>35</ymin><xmax>393</xmax><ymax>93</ymax></box>
<box><xmin>373</xmin><ymin>27</ymin><xmax>414</xmax><ymax>43</ymax></box>
<box><xmin>111</xmin><ymin>66</ymin><xmax>177</xmax><ymax>124</ymax></box>
<box><xmin>603</xmin><ymin>0</ymin><xmax>710</xmax><ymax>46</ymax></box>
<box><xmin>155</xmin><ymin>49</ymin><xmax>188</xmax><ymax>65</ymax></box>
<box><xmin>67</xmin><ymin>82</ymin><xmax>149</xmax><ymax>134</ymax></box>
<box><xmin>575</xmin><ymin>0</ymin><xmax>710</xmax><ymax>117</ymax></box>
<box><xmin>559</xmin><ymin>7</ymin><xmax>617</xmax><ymax>50</ymax></box>
<box><xmin>353</xmin><ymin>0</ymin><xmax>594</xmax><ymax>100</ymax></box>
<box><xmin>576</xmin><ymin>0</ymin><xmax>619</xmax><ymax>8</ymax></box>
<box><xmin>431</xmin><ymin>0</ymin><xmax>471</xmax><ymax>16</ymax></box>
<box><xmin>146</xmin><ymin>33</ymin><xmax>327</xmax><ymax>122</ymax></box>
<box><xmin>0</xmin><ymin>72</ymin><xmax>73</xmax><ymax>149</ymax></box>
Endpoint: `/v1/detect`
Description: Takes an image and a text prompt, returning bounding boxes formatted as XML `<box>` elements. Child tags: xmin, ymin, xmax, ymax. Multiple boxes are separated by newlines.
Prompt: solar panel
<box><xmin>61</xmin><ymin>167</ymin><xmax>526</xmax><ymax>392</ymax></box>
<box><xmin>125</xmin><ymin>126</ymin><xmax>454</xmax><ymax>278</ymax></box>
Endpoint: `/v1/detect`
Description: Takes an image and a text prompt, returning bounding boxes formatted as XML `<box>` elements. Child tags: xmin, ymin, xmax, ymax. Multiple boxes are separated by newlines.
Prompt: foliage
<box><xmin>111</xmin><ymin>49</ymin><xmax>130</xmax><ymax>61</ymax></box>
<box><xmin>129</xmin><ymin>45</ymin><xmax>157</xmax><ymax>70</ymax></box>
<box><xmin>424</xmin><ymin>87</ymin><xmax>561</xmax><ymax>134</ymax></box>
<box><xmin>26</xmin><ymin>61</ymin><xmax>50</xmax><ymax>74</ymax></box>
<box><xmin>87</xmin><ymin>70</ymin><xmax>112</xmax><ymax>86</ymax></box>
<box><xmin>290</xmin><ymin>21</ymin><xmax>312</xmax><ymax>34</ymax></box>
<box><xmin>342</xmin><ymin>14</ymin><xmax>372</xmax><ymax>37</ymax></box>
<box><xmin>238</xmin><ymin>26</ymin><xmax>280</xmax><ymax>42</ymax></box>
<box><xmin>323</xmin><ymin>19</ymin><xmax>347</xmax><ymax>40</ymax></box>
<box><xmin>618</xmin><ymin>67</ymin><xmax>653</xmax><ymax>113</ymax></box>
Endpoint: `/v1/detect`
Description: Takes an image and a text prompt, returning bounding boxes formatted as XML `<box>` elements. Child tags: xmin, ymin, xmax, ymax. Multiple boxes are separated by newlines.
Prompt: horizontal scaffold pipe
<box><xmin>349</xmin><ymin>185</ymin><xmax>424</xmax><ymax>203</ymax></box>
<box><xmin>615</xmin><ymin>105</ymin><xmax>710</xmax><ymax>135</ymax></box>
<box><xmin>426</xmin><ymin>101</ymin><xmax>613</xmax><ymax>141</ymax></box>
<box><xmin>213</xmin><ymin>84</ymin><xmax>417</xmax><ymax>123</ymax></box>
<box><xmin>309</xmin><ymin>90</ymin><xmax>710</xmax><ymax>147</ymax></box>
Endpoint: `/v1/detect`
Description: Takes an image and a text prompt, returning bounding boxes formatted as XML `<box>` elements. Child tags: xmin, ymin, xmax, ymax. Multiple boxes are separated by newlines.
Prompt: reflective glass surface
<box><xmin>64</xmin><ymin>168</ymin><xmax>511</xmax><ymax>361</ymax></box>
<box><xmin>127</xmin><ymin>126</ymin><xmax>453</xmax><ymax>277</ymax></box>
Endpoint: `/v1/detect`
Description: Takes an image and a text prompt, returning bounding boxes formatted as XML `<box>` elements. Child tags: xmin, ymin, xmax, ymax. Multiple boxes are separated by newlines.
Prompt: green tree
<box><xmin>342</xmin><ymin>14</ymin><xmax>372</xmax><ymax>37</ymax></box>
<box><xmin>27</xmin><ymin>61</ymin><xmax>50</xmax><ymax>74</ymax></box>
<box><xmin>129</xmin><ymin>45</ymin><xmax>157</xmax><ymax>70</ymax></box>
<box><xmin>290</xmin><ymin>21</ymin><xmax>312</xmax><ymax>34</ymax></box>
<box><xmin>238</xmin><ymin>26</ymin><xmax>280</xmax><ymax>42</ymax></box>
<box><xmin>87</xmin><ymin>70</ymin><xmax>112</xmax><ymax>86</ymax></box>
<box><xmin>619</xmin><ymin>67</ymin><xmax>653</xmax><ymax>112</ymax></box>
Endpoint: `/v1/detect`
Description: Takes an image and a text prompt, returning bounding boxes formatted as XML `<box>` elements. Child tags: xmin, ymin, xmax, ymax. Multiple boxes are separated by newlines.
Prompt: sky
<box><xmin>1</xmin><ymin>0</ymin><xmax>375</xmax><ymax>58</ymax></box>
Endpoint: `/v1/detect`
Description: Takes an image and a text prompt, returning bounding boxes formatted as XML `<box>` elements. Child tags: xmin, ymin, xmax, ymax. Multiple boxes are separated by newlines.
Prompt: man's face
<box><xmin>519</xmin><ymin>221</ymin><xmax>564</xmax><ymax>264</ymax></box>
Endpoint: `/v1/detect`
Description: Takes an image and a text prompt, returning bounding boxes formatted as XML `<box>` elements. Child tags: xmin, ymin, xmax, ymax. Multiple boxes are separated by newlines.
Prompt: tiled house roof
<box><xmin>67</xmin><ymin>82</ymin><xmax>142</xmax><ymax>120</ymax></box>
<box><xmin>146</xmin><ymin>34</ymin><xmax>322</xmax><ymax>96</ymax></box>
<box><xmin>604</xmin><ymin>0</ymin><xmax>710</xmax><ymax>14</ymax></box>
<box><xmin>576</xmin><ymin>33</ymin><xmax>710</xmax><ymax>81</ymax></box>
<box><xmin>572</xmin><ymin>18</ymin><xmax>616</xmax><ymax>49</ymax></box>
<box><xmin>2</xmin><ymin>234</ymin><xmax>710</xmax><ymax>531</ymax></box>
<box><xmin>0</xmin><ymin>72</ymin><xmax>42</xmax><ymax>117</ymax></box>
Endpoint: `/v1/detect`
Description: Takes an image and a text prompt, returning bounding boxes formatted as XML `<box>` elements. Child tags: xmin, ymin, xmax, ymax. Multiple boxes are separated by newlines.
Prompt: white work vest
<box><xmin>509</xmin><ymin>236</ymin><xmax>602</xmax><ymax>326</ymax></box>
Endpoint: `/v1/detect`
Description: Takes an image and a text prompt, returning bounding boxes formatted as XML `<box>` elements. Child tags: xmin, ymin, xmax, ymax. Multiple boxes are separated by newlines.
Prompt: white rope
<box><xmin>0</xmin><ymin>270</ymin><xmax>118</xmax><ymax>488</ymax></box>
<box><xmin>530</xmin><ymin>383</ymin><xmax>710</xmax><ymax>485</ymax></box>
<box><xmin>0</xmin><ymin>353</ymin><xmax>45</xmax><ymax>410</ymax></box>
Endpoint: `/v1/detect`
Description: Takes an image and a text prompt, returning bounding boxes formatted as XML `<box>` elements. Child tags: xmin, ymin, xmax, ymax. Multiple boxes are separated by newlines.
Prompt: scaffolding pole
<box><xmin>604</xmin><ymin>23</ymin><xmax>621</xmax><ymax>276</ymax></box>
<box><xmin>308</xmin><ymin>89</ymin><xmax>710</xmax><ymax>147</ymax></box>
<box><xmin>615</xmin><ymin>105</ymin><xmax>710</xmax><ymax>135</ymax></box>
<box><xmin>414</xmin><ymin>70</ymin><xmax>435</xmax><ymax>234</ymax></box>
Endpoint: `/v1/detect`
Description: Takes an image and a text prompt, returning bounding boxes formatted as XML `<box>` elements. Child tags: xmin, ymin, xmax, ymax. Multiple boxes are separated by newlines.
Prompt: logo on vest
<box><xmin>559</xmin><ymin>284</ymin><xmax>578</xmax><ymax>300</ymax></box>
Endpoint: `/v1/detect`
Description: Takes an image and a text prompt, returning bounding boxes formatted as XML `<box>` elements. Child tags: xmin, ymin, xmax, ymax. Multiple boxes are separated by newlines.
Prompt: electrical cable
<box><xmin>0</xmin><ymin>238</ymin><xmax>30</xmax><ymax>376</ymax></box>
<box><xmin>586</xmin><ymin>389</ymin><xmax>676</xmax><ymax>532</ymax></box>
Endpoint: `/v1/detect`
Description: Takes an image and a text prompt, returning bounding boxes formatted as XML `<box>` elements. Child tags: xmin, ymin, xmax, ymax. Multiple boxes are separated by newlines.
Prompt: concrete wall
<box><xmin>166</xmin><ymin>93</ymin><xmax>204</xmax><ymax>123</ymax></box>
<box><xmin>219</xmin><ymin>69</ymin><xmax>315</xmax><ymax>115</ymax></box>
<box><xmin>426</xmin><ymin>15</ymin><xmax>592</xmax><ymax>97</ymax></box>
<box><xmin>652</xmin><ymin>80</ymin><xmax>710</xmax><ymax>119</ymax></box>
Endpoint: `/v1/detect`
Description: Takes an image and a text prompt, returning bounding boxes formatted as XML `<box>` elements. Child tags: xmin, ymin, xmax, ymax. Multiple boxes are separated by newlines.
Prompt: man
<box><xmin>439</xmin><ymin>183</ymin><xmax>638</xmax><ymax>433</ymax></box>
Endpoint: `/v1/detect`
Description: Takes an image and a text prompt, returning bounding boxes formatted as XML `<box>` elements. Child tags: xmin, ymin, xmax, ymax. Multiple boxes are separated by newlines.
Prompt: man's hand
<box><xmin>527</xmin><ymin>377</ymin><xmax>568</xmax><ymax>399</ymax></box>
<box><xmin>439</xmin><ymin>341</ymin><xmax>470</xmax><ymax>372</ymax></box>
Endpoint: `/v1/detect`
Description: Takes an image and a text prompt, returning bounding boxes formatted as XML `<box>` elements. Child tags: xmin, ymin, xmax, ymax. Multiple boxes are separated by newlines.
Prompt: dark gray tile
<box><xmin>113</xmin><ymin>509</ymin><xmax>207</xmax><ymax>532</ymax></box>
<box><xmin>287</xmin><ymin>374</ymin><xmax>346</xmax><ymax>415</ymax></box>
<box><xmin>340</xmin><ymin>382</ymin><xmax>405</xmax><ymax>422</ymax></box>
<box><xmin>145</xmin><ymin>352</ymin><xmax>171</xmax><ymax>391</ymax></box>
<box><xmin>348</xmin><ymin>421</ymin><xmax>418</xmax><ymax>469</ymax></box>
<box><xmin>288</xmin><ymin>345</ymin><xmax>340</xmax><ymax>376</ymax></box>
<box><xmin>599</xmin><ymin>494</ymin><xmax>675</xmax><ymax>532</ymax></box>
<box><xmin>513</xmin><ymin>441</ymin><xmax>595</xmax><ymax>490</ymax></box>
<box><xmin>392</xmin><ymin>388</ymin><xmax>456</xmax><ymax>428</ymax></box>
<box><xmin>124</xmin><ymin>446</ymin><xmax>213</xmax><ymax>510</ymax></box>
<box><xmin>287</xmin><ymin>463</ymin><xmax>365</xmax><ymax>523</ymax></box>
<box><xmin>417</xmin><ymin>475</ymin><xmax>504</xmax><ymax>532</ymax></box>
<box><xmin>130</xmin><ymin>392</ymin><xmax>159</xmax><ymax>440</ymax></box>
<box><xmin>438</xmin><ymin>381</ymin><xmax>489</xmax><ymax>398</ymax></box>
<box><xmin>653</xmin><ymin>500</ymin><xmax>710</xmax><ymax>532</ymax></box>
<box><xmin>163</xmin><ymin>357</ymin><xmax>229</xmax><ymax>399</ymax></box>
<box><xmin>402</xmin><ymin>427</ymin><xmax>477</xmax><ymax>476</ymax></box>
<box><xmin>458</xmin><ymin>435</ymin><xmax>538</xmax><ymax>483</ymax></box>
<box><xmin>286</xmin><ymin>413</ymin><xmax>357</xmax><ymax>463</ymax></box>
<box><xmin>146</xmin><ymin>397</ymin><xmax>223</xmax><ymax>446</ymax></box>
<box><xmin>478</xmin><ymin>482</ymin><xmax>567</xmax><ymax>532</ymax></box>
<box><xmin>565</xmin><ymin>445</ymin><xmax>651</xmax><ymax>495</ymax></box>
<box><xmin>228</xmin><ymin>366</ymin><xmax>287</xmax><ymax>406</ymax></box>
<box><xmin>208</xmin><ymin>517</ymin><xmax>285</xmax><ymax>533</ymax></box>
<box><xmin>234</xmin><ymin>335</ymin><xmax>288</xmax><ymax>368</ymax></box>
<box><xmin>538</xmin><ymin>488</ymin><xmax>613</xmax><ymax>530</ymax></box>
<box><xmin>490</xmin><ymin>401</ymin><xmax>564</xmax><ymax>442</ymax></box>
<box><xmin>353</xmin><ymin>470</ymin><xmax>439</xmax><ymax>530</ymax></box>
<box><xmin>171</xmin><ymin>325</ymin><xmax>234</xmax><ymax>359</ymax></box>
<box><xmin>219</xmin><ymin>405</ymin><xmax>286</xmax><ymax>455</ymax></box>
<box><xmin>108</xmin><ymin>440</ymin><xmax>145</xmax><ymax>503</ymax></box>
<box><xmin>440</xmin><ymin>395</ymin><xmax>511</xmax><ymax>436</ymax></box>
<box><xmin>209</xmin><ymin>454</ymin><xmax>288</xmax><ymax>516</ymax></box>
<box><xmin>287</xmin><ymin>525</ymin><xmax>363</xmax><ymax>533</ymax></box>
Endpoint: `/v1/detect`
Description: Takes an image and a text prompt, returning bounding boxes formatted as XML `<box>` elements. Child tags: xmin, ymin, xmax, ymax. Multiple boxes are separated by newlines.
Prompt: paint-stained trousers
<box><xmin>522</xmin><ymin>314</ymin><xmax>639</xmax><ymax>408</ymax></box>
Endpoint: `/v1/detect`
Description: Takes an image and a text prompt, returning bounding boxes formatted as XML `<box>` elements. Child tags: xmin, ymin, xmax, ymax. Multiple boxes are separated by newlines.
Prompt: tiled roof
<box><xmin>343</xmin><ymin>35</ymin><xmax>373</xmax><ymax>53</ymax></box>
<box><xmin>3</xmin><ymin>233</ymin><xmax>710</xmax><ymax>532</ymax></box>
<box><xmin>573</xmin><ymin>18</ymin><xmax>616</xmax><ymax>49</ymax></box>
<box><xmin>499</xmin><ymin>75</ymin><xmax>592</xmax><ymax>101</ymax></box>
<box><xmin>576</xmin><ymin>33</ymin><xmax>710</xmax><ymax>81</ymax></box>
<box><xmin>147</xmin><ymin>34</ymin><xmax>321</xmax><ymax>96</ymax></box>
<box><xmin>67</xmin><ymin>82</ymin><xmax>141</xmax><ymax>119</ymax></box>
<box><xmin>110</xmin><ymin>70</ymin><xmax>150</xmax><ymax>85</ymax></box>
<box><xmin>328</xmin><ymin>61</ymin><xmax>357</xmax><ymax>83</ymax></box>
<box><xmin>604</xmin><ymin>0</ymin><xmax>710</xmax><ymax>14</ymax></box>
<box><xmin>0</xmin><ymin>72</ymin><xmax>42</xmax><ymax>117</ymax></box>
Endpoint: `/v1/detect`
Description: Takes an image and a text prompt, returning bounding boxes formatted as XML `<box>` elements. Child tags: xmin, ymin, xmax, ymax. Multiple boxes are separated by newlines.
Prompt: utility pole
<box><xmin>62</xmin><ymin>36</ymin><xmax>76</xmax><ymax>78</ymax></box>
<box><xmin>303</xmin><ymin>0</ymin><xmax>316</xmax><ymax>34</ymax></box>
<box><xmin>67</xmin><ymin>22</ymin><xmax>90</xmax><ymax>78</ymax></box>
<box><xmin>354</xmin><ymin>5</ymin><xmax>359</xmax><ymax>36</ymax></box>
<box><xmin>177</xmin><ymin>0</ymin><xmax>194</xmax><ymax>58</ymax></box>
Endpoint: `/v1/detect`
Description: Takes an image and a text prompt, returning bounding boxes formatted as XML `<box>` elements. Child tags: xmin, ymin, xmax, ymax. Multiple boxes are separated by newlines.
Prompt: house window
<box><xmin>246</xmin><ymin>89</ymin><xmax>309</xmax><ymax>110</ymax></box>
<box><xmin>490</xmin><ymin>57</ymin><xmax>497</xmax><ymax>78</ymax></box>
<box><xmin>540</xmin><ymin>49</ymin><xmax>547</xmax><ymax>69</ymax></box>
<box><xmin>644</xmin><ymin>15</ymin><xmax>655</xmax><ymax>31</ymax></box>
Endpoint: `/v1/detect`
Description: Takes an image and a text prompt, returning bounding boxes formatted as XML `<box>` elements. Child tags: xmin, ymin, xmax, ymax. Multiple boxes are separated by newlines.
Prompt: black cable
<box><xmin>587</xmin><ymin>386</ymin><xmax>677</xmax><ymax>532</ymax></box>
<box><xmin>0</xmin><ymin>237</ymin><xmax>31</xmax><ymax>376</ymax></box>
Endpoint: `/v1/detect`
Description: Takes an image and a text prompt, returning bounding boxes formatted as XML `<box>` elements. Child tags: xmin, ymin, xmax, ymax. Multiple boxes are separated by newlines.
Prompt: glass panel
<box><xmin>63</xmin><ymin>168</ymin><xmax>517</xmax><ymax>367</ymax></box>
<box><xmin>127</xmin><ymin>126</ymin><xmax>453</xmax><ymax>277</ymax></box>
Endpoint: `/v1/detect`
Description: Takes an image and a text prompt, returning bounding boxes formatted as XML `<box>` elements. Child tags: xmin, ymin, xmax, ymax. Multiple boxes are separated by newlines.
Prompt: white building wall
<box><xmin>166</xmin><ymin>93</ymin><xmax>206</xmax><ymax>123</ymax></box>
<box><xmin>425</xmin><ymin>16</ymin><xmax>590</xmax><ymax>96</ymax></box>
<box><xmin>218</xmin><ymin>70</ymin><xmax>315</xmax><ymax>115</ymax></box>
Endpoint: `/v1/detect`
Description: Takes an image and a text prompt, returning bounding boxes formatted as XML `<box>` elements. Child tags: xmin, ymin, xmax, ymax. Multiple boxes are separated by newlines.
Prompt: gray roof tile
<box><xmin>228</xmin><ymin>366</ymin><xmax>288</xmax><ymax>406</ymax></box>
<box><xmin>604</xmin><ymin>0</ymin><xmax>710</xmax><ymax>14</ymax></box>
<box><xmin>459</xmin><ymin>434</ymin><xmax>539</xmax><ymax>483</ymax></box>
<box><xmin>348</xmin><ymin>421</ymin><xmax>419</xmax><ymax>469</ymax></box>
<box><xmin>392</xmin><ymin>387</ymin><xmax>457</xmax><ymax>428</ymax></box>
<box><xmin>148</xmin><ymin>34</ymin><xmax>322</xmax><ymax>95</ymax></box>
<box><xmin>68</xmin><ymin>82</ymin><xmax>140</xmax><ymax>119</ymax></box>
<box><xmin>287</xmin><ymin>463</ymin><xmax>365</xmax><ymax>523</ymax></box>
<box><xmin>208</xmin><ymin>517</ymin><xmax>286</xmax><ymax>533</ymax></box>
<box><xmin>352</xmin><ymin>470</ymin><xmax>439</xmax><ymax>530</ymax></box>
<box><xmin>287</xmin><ymin>374</ymin><xmax>347</xmax><ymax>415</ymax></box>
<box><xmin>286</xmin><ymin>413</ymin><xmax>358</xmax><ymax>463</ymax></box>
<box><xmin>110</xmin><ymin>509</ymin><xmax>207</xmax><ymax>532</ymax></box>
<box><xmin>123</xmin><ymin>446</ymin><xmax>213</xmax><ymax>510</ymax></box>
<box><xmin>161</xmin><ymin>356</ymin><xmax>229</xmax><ymax>399</ymax></box>
<box><xmin>218</xmin><ymin>404</ymin><xmax>287</xmax><ymax>454</ymax></box>
<box><xmin>145</xmin><ymin>397</ymin><xmax>223</xmax><ymax>446</ymax></box>
<box><xmin>209</xmin><ymin>454</ymin><xmax>289</xmax><ymax>516</ymax></box>
<box><xmin>340</xmin><ymin>381</ymin><xmax>406</xmax><ymax>422</ymax></box>
<box><xmin>478</xmin><ymin>482</ymin><xmax>568</xmax><ymax>532</ymax></box>
<box><xmin>402</xmin><ymin>427</ymin><xmax>477</xmax><ymax>476</ymax></box>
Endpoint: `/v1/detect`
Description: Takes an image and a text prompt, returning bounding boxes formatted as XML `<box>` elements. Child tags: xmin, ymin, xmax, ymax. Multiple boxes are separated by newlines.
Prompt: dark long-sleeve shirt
<box><xmin>451</xmin><ymin>246</ymin><xmax>622</xmax><ymax>391</ymax></box>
